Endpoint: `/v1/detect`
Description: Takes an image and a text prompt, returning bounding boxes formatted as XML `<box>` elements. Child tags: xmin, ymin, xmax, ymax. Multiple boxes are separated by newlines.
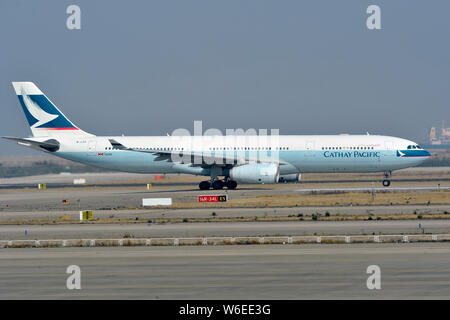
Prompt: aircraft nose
<box><xmin>415</xmin><ymin>149</ymin><xmax>431</xmax><ymax>164</ymax></box>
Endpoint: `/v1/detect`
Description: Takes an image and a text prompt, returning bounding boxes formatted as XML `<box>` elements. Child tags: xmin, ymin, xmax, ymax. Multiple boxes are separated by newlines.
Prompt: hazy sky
<box><xmin>0</xmin><ymin>0</ymin><xmax>449</xmax><ymax>155</ymax></box>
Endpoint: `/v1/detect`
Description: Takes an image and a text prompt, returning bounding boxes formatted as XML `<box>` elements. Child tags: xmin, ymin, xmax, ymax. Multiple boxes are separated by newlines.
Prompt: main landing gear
<box><xmin>198</xmin><ymin>179</ymin><xmax>238</xmax><ymax>190</ymax></box>
<box><xmin>382</xmin><ymin>170</ymin><xmax>392</xmax><ymax>187</ymax></box>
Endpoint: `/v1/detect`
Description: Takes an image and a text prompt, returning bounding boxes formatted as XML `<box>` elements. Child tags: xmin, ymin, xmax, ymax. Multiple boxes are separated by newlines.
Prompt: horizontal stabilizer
<box><xmin>2</xmin><ymin>136</ymin><xmax>60</xmax><ymax>152</ymax></box>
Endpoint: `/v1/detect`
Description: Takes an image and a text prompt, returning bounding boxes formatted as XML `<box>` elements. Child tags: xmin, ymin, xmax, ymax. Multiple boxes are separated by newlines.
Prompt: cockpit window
<box><xmin>407</xmin><ymin>145</ymin><xmax>411</xmax><ymax>149</ymax></box>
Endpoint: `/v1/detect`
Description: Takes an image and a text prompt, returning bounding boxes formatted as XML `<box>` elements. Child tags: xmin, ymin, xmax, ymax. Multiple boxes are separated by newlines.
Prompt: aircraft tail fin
<box><xmin>11</xmin><ymin>82</ymin><xmax>94</xmax><ymax>137</ymax></box>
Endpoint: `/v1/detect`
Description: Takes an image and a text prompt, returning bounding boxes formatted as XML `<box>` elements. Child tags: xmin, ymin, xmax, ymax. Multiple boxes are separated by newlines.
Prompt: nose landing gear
<box><xmin>382</xmin><ymin>170</ymin><xmax>392</xmax><ymax>187</ymax></box>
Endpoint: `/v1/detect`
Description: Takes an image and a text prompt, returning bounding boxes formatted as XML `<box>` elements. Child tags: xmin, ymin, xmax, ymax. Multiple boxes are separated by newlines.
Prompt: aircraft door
<box><xmin>384</xmin><ymin>141</ymin><xmax>393</xmax><ymax>150</ymax></box>
<box><xmin>383</xmin><ymin>141</ymin><xmax>394</xmax><ymax>156</ymax></box>
<box><xmin>305</xmin><ymin>140</ymin><xmax>315</xmax><ymax>157</ymax></box>
<box><xmin>87</xmin><ymin>140</ymin><xmax>97</xmax><ymax>156</ymax></box>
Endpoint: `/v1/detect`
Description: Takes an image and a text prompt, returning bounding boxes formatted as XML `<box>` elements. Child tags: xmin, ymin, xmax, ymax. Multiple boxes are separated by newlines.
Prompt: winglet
<box><xmin>109</xmin><ymin>139</ymin><xmax>127</xmax><ymax>150</ymax></box>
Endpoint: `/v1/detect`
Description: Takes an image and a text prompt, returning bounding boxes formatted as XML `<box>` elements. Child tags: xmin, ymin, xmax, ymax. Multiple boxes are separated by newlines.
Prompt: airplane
<box><xmin>3</xmin><ymin>82</ymin><xmax>431</xmax><ymax>190</ymax></box>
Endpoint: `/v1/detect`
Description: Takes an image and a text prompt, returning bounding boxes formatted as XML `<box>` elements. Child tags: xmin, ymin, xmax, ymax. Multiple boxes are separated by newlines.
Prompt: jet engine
<box><xmin>229</xmin><ymin>163</ymin><xmax>279</xmax><ymax>184</ymax></box>
<box><xmin>278</xmin><ymin>173</ymin><xmax>301</xmax><ymax>183</ymax></box>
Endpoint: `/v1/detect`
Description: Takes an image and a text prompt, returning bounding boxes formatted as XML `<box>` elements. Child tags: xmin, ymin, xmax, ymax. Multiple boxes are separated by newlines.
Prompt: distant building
<box><xmin>430</xmin><ymin>120</ymin><xmax>450</xmax><ymax>145</ymax></box>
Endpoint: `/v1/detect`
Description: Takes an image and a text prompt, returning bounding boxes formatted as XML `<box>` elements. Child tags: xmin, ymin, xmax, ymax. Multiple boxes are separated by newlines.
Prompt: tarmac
<box><xmin>1</xmin><ymin>219</ymin><xmax>449</xmax><ymax>240</ymax></box>
<box><xmin>1</xmin><ymin>180</ymin><xmax>449</xmax><ymax>215</ymax></box>
<box><xmin>1</xmin><ymin>243</ymin><xmax>449</xmax><ymax>299</ymax></box>
<box><xmin>0</xmin><ymin>170</ymin><xmax>449</xmax><ymax>299</ymax></box>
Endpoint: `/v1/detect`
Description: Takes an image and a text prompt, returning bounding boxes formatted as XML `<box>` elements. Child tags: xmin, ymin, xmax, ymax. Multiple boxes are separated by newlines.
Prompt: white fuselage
<box><xmin>42</xmin><ymin>134</ymin><xmax>430</xmax><ymax>177</ymax></box>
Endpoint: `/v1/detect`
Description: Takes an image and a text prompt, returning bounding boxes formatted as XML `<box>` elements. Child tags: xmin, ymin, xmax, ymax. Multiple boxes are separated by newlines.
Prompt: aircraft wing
<box><xmin>108</xmin><ymin>139</ymin><xmax>287</xmax><ymax>167</ymax></box>
<box><xmin>2</xmin><ymin>136</ymin><xmax>60</xmax><ymax>152</ymax></box>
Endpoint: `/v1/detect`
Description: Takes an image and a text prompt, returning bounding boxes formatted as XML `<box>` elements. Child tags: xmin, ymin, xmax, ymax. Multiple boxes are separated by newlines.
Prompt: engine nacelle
<box><xmin>229</xmin><ymin>163</ymin><xmax>279</xmax><ymax>184</ymax></box>
<box><xmin>278</xmin><ymin>173</ymin><xmax>301</xmax><ymax>183</ymax></box>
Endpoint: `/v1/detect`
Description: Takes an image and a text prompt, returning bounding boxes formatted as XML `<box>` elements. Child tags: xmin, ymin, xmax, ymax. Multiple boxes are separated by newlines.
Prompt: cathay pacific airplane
<box><xmin>3</xmin><ymin>82</ymin><xmax>431</xmax><ymax>190</ymax></box>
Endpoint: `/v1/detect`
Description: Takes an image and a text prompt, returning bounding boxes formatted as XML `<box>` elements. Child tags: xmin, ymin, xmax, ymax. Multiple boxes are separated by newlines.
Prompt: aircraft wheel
<box><xmin>226</xmin><ymin>180</ymin><xmax>237</xmax><ymax>190</ymax></box>
<box><xmin>199</xmin><ymin>181</ymin><xmax>211</xmax><ymax>190</ymax></box>
<box><xmin>382</xmin><ymin>179</ymin><xmax>391</xmax><ymax>187</ymax></box>
<box><xmin>212</xmin><ymin>180</ymin><xmax>224</xmax><ymax>190</ymax></box>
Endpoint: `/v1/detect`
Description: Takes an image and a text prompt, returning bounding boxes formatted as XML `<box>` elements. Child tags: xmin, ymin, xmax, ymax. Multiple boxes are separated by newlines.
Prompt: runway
<box><xmin>1</xmin><ymin>219</ymin><xmax>449</xmax><ymax>240</ymax></box>
<box><xmin>296</xmin><ymin>186</ymin><xmax>450</xmax><ymax>193</ymax></box>
<box><xmin>1</xmin><ymin>169</ymin><xmax>450</xmax><ymax>189</ymax></box>
<box><xmin>1</xmin><ymin>183</ymin><xmax>449</xmax><ymax>214</ymax></box>
<box><xmin>1</xmin><ymin>243</ymin><xmax>449</xmax><ymax>299</ymax></box>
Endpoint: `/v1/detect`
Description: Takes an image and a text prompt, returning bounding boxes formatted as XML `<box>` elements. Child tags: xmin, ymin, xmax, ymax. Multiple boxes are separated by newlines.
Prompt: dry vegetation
<box><xmin>167</xmin><ymin>190</ymin><xmax>450</xmax><ymax>209</ymax></box>
<box><xmin>3</xmin><ymin>210</ymin><xmax>450</xmax><ymax>226</ymax></box>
